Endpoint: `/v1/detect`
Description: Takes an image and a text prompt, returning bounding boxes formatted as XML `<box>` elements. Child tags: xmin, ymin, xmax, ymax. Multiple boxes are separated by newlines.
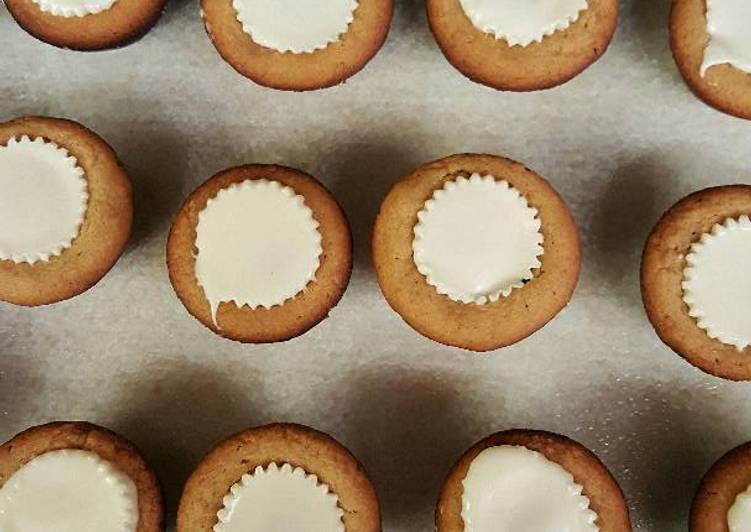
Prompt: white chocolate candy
<box><xmin>214</xmin><ymin>462</ymin><xmax>344</xmax><ymax>532</ymax></box>
<box><xmin>457</xmin><ymin>0</ymin><xmax>588</xmax><ymax>47</ymax></box>
<box><xmin>194</xmin><ymin>179</ymin><xmax>322</xmax><ymax>324</ymax></box>
<box><xmin>701</xmin><ymin>0</ymin><xmax>751</xmax><ymax>76</ymax></box>
<box><xmin>0</xmin><ymin>136</ymin><xmax>88</xmax><ymax>264</ymax></box>
<box><xmin>682</xmin><ymin>215</ymin><xmax>751</xmax><ymax>351</ymax></box>
<box><xmin>461</xmin><ymin>446</ymin><xmax>599</xmax><ymax>532</ymax></box>
<box><xmin>729</xmin><ymin>483</ymin><xmax>751</xmax><ymax>532</ymax></box>
<box><xmin>30</xmin><ymin>0</ymin><xmax>118</xmax><ymax>17</ymax></box>
<box><xmin>0</xmin><ymin>449</ymin><xmax>138</xmax><ymax>532</ymax></box>
<box><xmin>232</xmin><ymin>0</ymin><xmax>359</xmax><ymax>54</ymax></box>
<box><xmin>412</xmin><ymin>173</ymin><xmax>543</xmax><ymax>305</ymax></box>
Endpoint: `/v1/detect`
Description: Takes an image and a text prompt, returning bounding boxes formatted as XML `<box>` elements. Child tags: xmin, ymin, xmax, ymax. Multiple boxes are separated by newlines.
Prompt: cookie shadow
<box><xmin>393</xmin><ymin>0</ymin><xmax>436</xmax><ymax>51</ymax></box>
<box><xmin>587</xmin><ymin>154</ymin><xmax>682</xmax><ymax>311</ymax></box>
<box><xmin>334</xmin><ymin>366</ymin><xmax>499</xmax><ymax>529</ymax></box>
<box><xmin>0</xmin><ymin>348</ymin><xmax>45</xmax><ymax>442</ymax></box>
<box><xmin>565</xmin><ymin>374</ymin><xmax>740</xmax><ymax>531</ymax></box>
<box><xmin>327</xmin><ymin>135</ymin><xmax>426</xmax><ymax>272</ymax></box>
<box><xmin>624</xmin><ymin>0</ymin><xmax>684</xmax><ymax>83</ymax></box>
<box><xmin>108</xmin><ymin>359</ymin><xmax>266</xmax><ymax>523</ymax></box>
<box><xmin>108</xmin><ymin>123</ymin><xmax>192</xmax><ymax>251</ymax></box>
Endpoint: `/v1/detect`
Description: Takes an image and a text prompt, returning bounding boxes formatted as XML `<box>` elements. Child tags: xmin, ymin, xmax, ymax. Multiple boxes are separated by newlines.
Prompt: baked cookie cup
<box><xmin>0</xmin><ymin>421</ymin><xmax>164</xmax><ymax>532</ymax></box>
<box><xmin>641</xmin><ymin>185</ymin><xmax>751</xmax><ymax>381</ymax></box>
<box><xmin>0</xmin><ymin>116</ymin><xmax>133</xmax><ymax>306</ymax></box>
<box><xmin>426</xmin><ymin>0</ymin><xmax>619</xmax><ymax>91</ymax></box>
<box><xmin>436</xmin><ymin>429</ymin><xmax>631</xmax><ymax>532</ymax></box>
<box><xmin>691</xmin><ymin>441</ymin><xmax>751</xmax><ymax>532</ymax></box>
<box><xmin>671</xmin><ymin>0</ymin><xmax>751</xmax><ymax>120</ymax></box>
<box><xmin>5</xmin><ymin>0</ymin><xmax>167</xmax><ymax>51</ymax></box>
<box><xmin>167</xmin><ymin>164</ymin><xmax>352</xmax><ymax>343</ymax></box>
<box><xmin>372</xmin><ymin>154</ymin><xmax>581</xmax><ymax>352</ymax></box>
<box><xmin>200</xmin><ymin>0</ymin><xmax>393</xmax><ymax>91</ymax></box>
<box><xmin>177</xmin><ymin>423</ymin><xmax>380</xmax><ymax>532</ymax></box>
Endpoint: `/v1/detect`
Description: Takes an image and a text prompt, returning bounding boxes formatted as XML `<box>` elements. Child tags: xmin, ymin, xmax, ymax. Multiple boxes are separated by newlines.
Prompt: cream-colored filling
<box><xmin>413</xmin><ymin>173</ymin><xmax>543</xmax><ymax>305</ymax></box>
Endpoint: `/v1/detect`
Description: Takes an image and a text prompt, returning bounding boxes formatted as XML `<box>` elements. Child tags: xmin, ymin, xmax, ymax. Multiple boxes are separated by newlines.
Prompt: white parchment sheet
<box><xmin>1</xmin><ymin>1</ymin><xmax>750</xmax><ymax>530</ymax></box>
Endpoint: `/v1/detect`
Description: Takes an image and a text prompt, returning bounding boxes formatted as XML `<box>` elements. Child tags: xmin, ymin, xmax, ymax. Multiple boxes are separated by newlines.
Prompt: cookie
<box><xmin>436</xmin><ymin>429</ymin><xmax>631</xmax><ymax>532</ymax></box>
<box><xmin>641</xmin><ymin>185</ymin><xmax>751</xmax><ymax>381</ymax></box>
<box><xmin>177</xmin><ymin>423</ymin><xmax>380</xmax><ymax>532</ymax></box>
<box><xmin>671</xmin><ymin>0</ymin><xmax>751</xmax><ymax>120</ymax></box>
<box><xmin>0</xmin><ymin>116</ymin><xmax>133</xmax><ymax>306</ymax></box>
<box><xmin>200</xmin><ymin>0</ymin><xmax>393</xmax><ymax>91</ymax></box>
<box><xmin>5</xmin><ymin>0</ymin><xmax>166</xmax><ymax>51</ymax></box>
<box><xmin>0</xmin><ymin>421</ymin><xmax>164</xmax><ymax>532</ymax></box>
<box><xmin>167</xmin><ymin>164</ymin><xmax>352</xmax><ymax>343</ymax></box>
<box><xmin>372</xmin><ymin>153</ymin><xmax>581</xmax><ymax>351</ymax></box>
<box><xmin>425</xmin><ymin>0</ymin><xmax>619</xmax><ymax>91</ymax></box>
<box><xmin>691</xmin><ymin>441</ymin><xmax>751</xmax><ymax>532</ymax></box>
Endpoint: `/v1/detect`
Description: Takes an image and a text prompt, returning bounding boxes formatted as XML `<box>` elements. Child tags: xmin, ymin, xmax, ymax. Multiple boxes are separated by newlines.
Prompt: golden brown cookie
<box><xmin>671</xmin><ymin>0</ymin><xmax>751</xmax><ymax>120</ymax></box>
<box><xmin>426</xmin><ymin>0</ymin><xmax>619</xmax><ymax>91</ymax></box>
<box><xmin>436</xmin><ymin>429</ymin><xmax>631</xmax><ymax>532</ymax></box>
<box><xmin>177</xmin><ymin>423</ymin><xmax>380</xmax><ymax>532</ymax></box>
<box><xmin>641</xmin><ymin>185</ymin><xmax>751</xmax><ymax>381</ymax></box>
<box><xmin>0</xmin><ymin>116</ymin><xmax>133</xmax><ymax>307</ymax></box>
<box><xmin>167</xmin><ymin>164</ymin><xmax>352</xmax><ymax>343</ymax></box>
<box><xmin>372</xmin><ymin>153</ymin><xmax>581</xmax><ymax>352</ymax></box>
<box><xmin>691</xmin><ymin>441</ymin><xmax>751</xmax><ymax>532</ymax></box>
<box><xmin>5</xmin><ymin>0</ymin><xmax>167</xmax><ymax>51</ymax></box>
<box><xmin>200</xmin><ymin>0</ymin><xmax>393</xmax><ymax>91</ymax></box>
<box><xmin>0</xmin><ymin>421</ymin><xmax>164</xmax><ymax>532</ymax></box>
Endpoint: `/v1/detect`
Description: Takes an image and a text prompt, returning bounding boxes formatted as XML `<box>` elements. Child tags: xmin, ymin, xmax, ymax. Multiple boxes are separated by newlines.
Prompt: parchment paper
<box><xmin>1</xmin><ymin>1</ymin><xmax>751</xmax><ymax>530</ymax></box>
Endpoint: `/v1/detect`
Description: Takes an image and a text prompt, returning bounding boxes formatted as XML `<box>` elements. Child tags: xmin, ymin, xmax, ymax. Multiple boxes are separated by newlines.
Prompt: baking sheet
<box><xmin>1</xmin><ymin>0</ymin><xmax>751</xmax><ymax>530</ymax></box>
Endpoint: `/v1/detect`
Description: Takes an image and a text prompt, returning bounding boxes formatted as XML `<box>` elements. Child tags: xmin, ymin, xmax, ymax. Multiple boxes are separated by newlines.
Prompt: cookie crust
<box><xmin>167</xmin><ymin>164</ymin><xmax>352</xmax><ymax>343</ymax></box>
<box><xmin>670</xmin><ymin>0</ymin><xmax>751</xmax><ymax>120</ymax></box>
<box><xmin>372</xmin><ymin>154</ymin><xmax>581</xmax><ymax>352</ymax></box>
<box><xmin>0</xmin><ymin>421</ymin><xmax>164</xmax><ymax>532</ymax></box>
<box><xmin>425</xmin><ymin>0</ymin><xmax>619</xmax><ymax>91</ymax></box>
<box><xmin>0</xmin><ymin>116</ymin><xmax>133</xmax><ymax>307</ymax></box>
<box><xmin>690</xmin><ymin>441</ymin><xmax>751</xmax><ymax>532</ymax></box>
<box><xmin>177</xmin><ymin>423</ymin><xmax>380</xmax><ymax>532</ymax></box>
<box><xmin>200</xmin><ymin>0</ymin><xmax>393</xmax><ymax>91</ymax></box>
<box><xmin>4</xmin><ymin>0</ymin><xmax>167</xmax><ymax>51</ymax></box>
<box><xmin>436</xmin><ymin>429</ymin><xmax>631</xmax><ymax>532</ymax></box>
<box><xmin>641</xmin><ymin>185</ymin><xmax>751</xmax><ymax>381</ymax></box>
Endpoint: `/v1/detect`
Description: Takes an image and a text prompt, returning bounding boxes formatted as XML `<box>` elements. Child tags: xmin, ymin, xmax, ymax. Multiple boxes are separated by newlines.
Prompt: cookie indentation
<box><xmin>214</xmin><ymin>462</ymin><xmax>344</xmax><ymax>532</ymax></box>
<box><xmin>461</xmin><ymin>446</ymin><xmax>599</xmax><ymax>532</ymax></box>
<box><xmin>30</xmin><ymin>0</ymin><xmax>119</xmax><ymax>17</ymax></box>
<box><xmin>232</xmin><ymin>0</ymin><xmax>359</xmax><ymax>53</ymax></box>
<box><xmin>457</xmin><ymin>0</ymin><xmax>589</xmax><ymax>47</ymax></box>
<box><xmin>701</xmin><ymin>0</ymin><xmax>751</xmax><ymax>76</ymax></box>
<box><xmin>0</xmin><ymin>449</ymin><xmax>138</xmax><ymax>532</ymax></box>
<box><xmin>413</xmin><ymin>173</ymin><xmax>543</xmax><ymax>305</ymax></box>
<box><xmin>682</xmin><ymin>215</ymin><xmax>751</xmax><ymax>351</ymax></box>
<box><xmin>0</xmin><ymin>136</ymin><xmax>89</xmax><ymax>264</ymax></box>
<box><xmin>194</xmin><ymin>179</ymin><xmax>323</xmax><ymax>324</ymax></box>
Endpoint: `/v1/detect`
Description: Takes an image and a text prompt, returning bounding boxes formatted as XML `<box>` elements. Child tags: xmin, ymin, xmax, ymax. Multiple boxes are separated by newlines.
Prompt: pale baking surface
<box><xmin>0</xmin><ymin>1</ymin><xmax>750</xmax><ymax>531</ymax></box>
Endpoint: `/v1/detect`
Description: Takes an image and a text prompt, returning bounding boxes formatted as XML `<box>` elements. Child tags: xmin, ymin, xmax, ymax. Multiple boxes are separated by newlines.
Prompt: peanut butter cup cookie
<box><xmin>426</xmin><ymin>0</ymin><xmax>619</xmax><ymax>91</ymax></box>
<box><xmin>200</xmin><ymin>0</ymin><xmax>393</xmax><ymax>91</ymax></box>
<box><xmin>671</xmin><ymin>0</ymin><xmax>751</xmax><ymax>120</ymax></box>
<box><xmin>177</xmin><ymin>423</ymin><xmax>380</xmax><ymax>532</ymax></box>
<box><xmin>0</xmin><ymin>421</ymin><xmax>164</xmax><ymax>532</ymax></box>
<box><xmin>5</xmin><ymin>0</ymin><xmax>166</xmax><ymax>50</ymax></box>
<box><xmin>691</xmin><ymin>440</ymin><xmax>751</xmax><ymax>532</ymax></box>
<box><xmin>372</xmin><ymin>154</ymin><xmax>581</xmax><ymax>351</ymax></box>
<box><xmin>167</xmin><ymin>164</ymin><xmax>352</xmax><ymax>343</ymax></box>
<box><xmin>641</xmin><ymin>185</ymin><xmax>751</xmax><ymax>380</ymax></box>
<box><xmin>437</xmin><ymin>429</ymin><xmax>631</xmax><ymax>532</ymax></box>
<box><xmin>0</xmin><ymin>116</ymin><xmax>133</xmax><ymax>306</ymax></box>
